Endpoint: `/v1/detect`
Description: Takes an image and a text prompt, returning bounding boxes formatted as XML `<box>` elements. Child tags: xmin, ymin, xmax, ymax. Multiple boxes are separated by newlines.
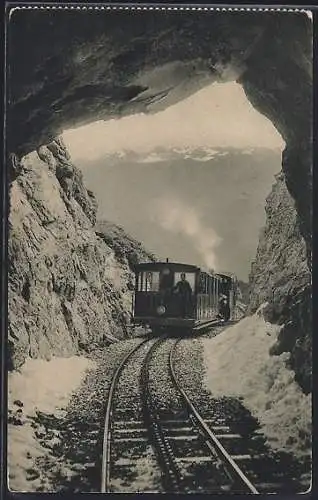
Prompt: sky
<box><xmin>63</xmin><ymin>82</ymin><xmax>284</xmax><ymax>160</ymax></box>
<box><xmin>63</xmin><ymin>82</ymin><xmax>284</xmax><ymax>281</ymax></box>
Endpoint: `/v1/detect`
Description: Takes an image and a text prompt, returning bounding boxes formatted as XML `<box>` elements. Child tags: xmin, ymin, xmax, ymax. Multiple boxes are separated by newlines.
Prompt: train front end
<box><xmin>132</xmin><ymin>262</ymin><xmax>199</xmax><ymax>334</ymax></box>
<box><xmin>132</xmin><ymin>261</ymin><xmax>236</xmax><ymax>335</ymax></box>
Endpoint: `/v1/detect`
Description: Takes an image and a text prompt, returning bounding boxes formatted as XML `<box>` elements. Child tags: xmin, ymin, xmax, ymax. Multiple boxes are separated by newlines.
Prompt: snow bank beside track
<box><xmin>201</xmin><ymin>309</ymin><xmax>311</xmax><ymax>460</ymax></box>
<box><xmin>8</xmin><ymin>356</ymin><xmax>95</xmax><ymax>492</ymax></box>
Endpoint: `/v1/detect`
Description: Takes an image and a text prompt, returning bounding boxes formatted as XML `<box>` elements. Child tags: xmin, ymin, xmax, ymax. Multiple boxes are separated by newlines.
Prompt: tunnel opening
<box><xmin>6</xmin><ymin>9</ymin><xmax>312</xmax><ymax>390</ymax></box>
<box><xmin>5</xmin><ymin>9</ymin><xmax>313</xmax><ymax>495</ymax></box>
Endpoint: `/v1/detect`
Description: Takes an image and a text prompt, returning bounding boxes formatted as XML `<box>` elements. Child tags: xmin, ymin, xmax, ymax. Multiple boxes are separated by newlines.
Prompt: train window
<box><xmin>207</xmin><ymin>276</ymin><xmax>212</xmax><ymax>294</ymax></box>
<box><xmin>146</xmin><ymin>271</ymin><xmax>160</xmax><ymax>291</ymax></box>
<box><xmin>199</xmin><ymin>274</ymin><xmax>211</xmax><ymax>294</ymax></box>
<box><xmin>219</xmin><ymin>277</ymin><xmax>229</xmax><ymax>295</ymax></box>
<box><xmin>137</xmin><ymin>271</ymin><xmax>160</xmax><ymax>291</ymax></box>
<box><xmin>174</xmin><ymin>272</ymin><xmax>195</xmax><ymax>292</ymax></box>
<box><xmin>199</xmin><ymin>274</ymin><xmax>205</xmax><ymax>293</ymax></box>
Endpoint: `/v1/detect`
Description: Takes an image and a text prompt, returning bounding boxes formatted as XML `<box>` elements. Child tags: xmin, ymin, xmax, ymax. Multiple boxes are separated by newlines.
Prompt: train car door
<box><xmin>159</xmin><ymin>267</ymin><xmax>174</xmax><ymax>290</ymax></box>
<box><xmin>173</xmin><ymin>271</ymin><xmax>196</xmax><ymax>318</ymax></box>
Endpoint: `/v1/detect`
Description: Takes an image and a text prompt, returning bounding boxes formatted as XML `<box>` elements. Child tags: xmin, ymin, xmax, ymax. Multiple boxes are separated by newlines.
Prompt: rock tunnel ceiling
<box><xmin>7</xmin><ymin>9</ymin><xmax>312</xmax><ymax>250</ymax></box>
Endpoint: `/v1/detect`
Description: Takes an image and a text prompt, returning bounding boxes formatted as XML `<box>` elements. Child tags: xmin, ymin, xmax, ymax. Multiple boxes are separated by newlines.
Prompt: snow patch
<box><xmin>190</xmin><ymin>154</ymin><xmax>216</xmax><ymax>162</ymax></box>
<box><xmin>202</xmin><ymin>311</ymin><xmax>311</xmax><ymax>459</ymax></box>
<box><xmin>138</xmin><ymin>152</ymin><xmax>166</xmax><ymax>163</ymax></box>
<box><xmin>8</xmin><ymin>356</ymin><xmax>95</xmax><ymax>417</ymax></box>
<box><xmin>8</xmin><ymin>356</ymin><xmax>95</xmax><ymax>492</ymax></box>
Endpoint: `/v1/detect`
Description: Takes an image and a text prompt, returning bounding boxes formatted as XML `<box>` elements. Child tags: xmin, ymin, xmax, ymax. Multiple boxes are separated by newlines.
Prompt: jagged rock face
<box><xmin>6</xmin><ymin>9</ymin><xmax>312</xmax><ymax>389</ymax></box>
<box><xmin>248</xmin><ymin>172</ymin><xmax>311</xmax><ymax>393</ymax></box>
<box><xmin>236</xmin><ymin>280</ymin><xmax>250</xmax><ymax>305</ymax></box>
<box><xmin>96</xmin><ymin>220</ymin><xmax>156</xmax><ymax>270</ymax></box>
<box><xmin>7</xmin><ymin>9</ymin><xmax>312</xmax><ymax>249</ymax></box>
<box><xmin>8</xmin><ymin>141</ymin><xmax>152</xmax><ymax>370</ymax></box>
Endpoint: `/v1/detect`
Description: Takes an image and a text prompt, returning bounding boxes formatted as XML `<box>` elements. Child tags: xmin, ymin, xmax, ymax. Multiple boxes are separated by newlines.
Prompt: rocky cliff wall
<box><xmin>96</xmin><ymin>220</ymin><xmax>156</xmax><ymax>270</ymax></box>
<box><xmin>8</xmin><ymin>139</ymin><xmax>153</xmax><ymax>370</ymax></box>
<box><xmin>248</xmin><ymin>172</ymin><xmax>311</xmax><ymax>393</ymax></box>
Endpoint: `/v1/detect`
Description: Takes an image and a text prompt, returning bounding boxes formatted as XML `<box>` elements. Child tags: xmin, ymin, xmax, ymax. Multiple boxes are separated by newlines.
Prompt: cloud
<box><xmin>150</xmin><ymin>197</ymin><xmax>222</xmax><ymax>270</ymax></box>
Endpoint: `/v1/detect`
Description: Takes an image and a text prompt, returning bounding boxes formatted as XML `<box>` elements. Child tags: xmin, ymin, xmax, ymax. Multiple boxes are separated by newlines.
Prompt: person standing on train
<box><xmin>173</xmin><ymin>273</ymin><xmax>192</xmax><ymax>318</ymax></box>
<box><xmin>219</xmin><ymin>294</ymin><xmax>230</xmax><ymax>321</ymax></box>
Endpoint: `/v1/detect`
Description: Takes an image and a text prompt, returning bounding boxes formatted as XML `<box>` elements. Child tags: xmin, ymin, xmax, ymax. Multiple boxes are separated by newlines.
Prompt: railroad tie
<box><xmin>254</xmin><ymin>481</ymin><xmax>285</xmax><ymax>492</ymax></box>
<box><xmin>113</xmin><ymin>436</ymin><xmax>148</xmax><ymax>442</ymax></box>
<box><xmin>214</xmin><ymin>433</ymin><xmax>241</xmax><ymax>439</ymax></box>
<box><xmin>230</xmin><ymin>454</ymin><xmax>252</xmax><ymax>461</ymax></box>
<box><xmin>115</xmin><ymin>420</ymin><xmax>144</xmax><ymax>426</ymax></box>
<box><xmin>175</xmin><ymin>456</ymin><xmax>213</xmax><ymax>463</ymax></box>
<box><xmin>113</xmin><ymin>427</ymin><xmax>147</xmax><ymax>438</ymax></box>
<box><xmin>164</xmin><ymin>434</ymin><xmax>198</xmax><ymax>441</ymax></box>
<box><xmin>210</xmin><ymin>425</ymin><xmax>231</xmax><ymax>432</ymax></box>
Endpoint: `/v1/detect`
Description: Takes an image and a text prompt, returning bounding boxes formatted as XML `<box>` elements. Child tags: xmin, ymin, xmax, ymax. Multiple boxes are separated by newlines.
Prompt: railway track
<box><xmin>100</xmin><ymin>336</ymin><xmax>162</xmax><ymax>493</ymax></box>
<box><xmin>170</xmin><ymin>338</ymin><xmax>259</xmax><ymax>493</ymax></box>
<box><xmin>171</xmin><ymin>338</ymin><xmax>306</xmax><ymax>494</ymax></box>
<box><xmin>144</xmin><ymin>337</ymin><xmax>259</xmax><ymax>494</ymax></box>
<box><xmin>100</xmin><ymin>332</ymin><xmax>304</xmax><ymax>494</ymax></box>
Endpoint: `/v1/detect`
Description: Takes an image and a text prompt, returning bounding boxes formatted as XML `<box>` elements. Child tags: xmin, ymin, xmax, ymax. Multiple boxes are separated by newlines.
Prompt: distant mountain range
<box><xmin>75</xmin><ymin>146</ymin><xmax>282</xmax><ymax>281</ymax></box>
<box><xmin>90</xmin><ymin>145</ymin><xmax>281</xmax><ymax>163</ymax></box>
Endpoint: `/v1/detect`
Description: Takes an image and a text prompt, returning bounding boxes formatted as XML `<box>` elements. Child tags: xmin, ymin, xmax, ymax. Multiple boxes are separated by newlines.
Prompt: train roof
<box><xmin>134</xmin><ymin>262</ymin><xmax>235</xmax><ymax>280</ymax></box>
<box><xmin>134</xmin><ymin>261</ymin><xmax>236</xmax><ymax>281</ymax></box>
<box><xmin>216</xmin><ymin>272</ymin><xmax>236</xmax><ymax>280</ymax></box>
<box><xmin>134</xmin><ymin>261</ymin><xmax>200</xmax><ymax>272</ymax></box>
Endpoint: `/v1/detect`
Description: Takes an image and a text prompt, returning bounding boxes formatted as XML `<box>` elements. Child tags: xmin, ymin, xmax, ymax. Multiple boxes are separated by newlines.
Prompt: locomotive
<box><xmin>132</xmin><ymin>260</ymin><xmax>237</xmax><ymax>334</ymax></box>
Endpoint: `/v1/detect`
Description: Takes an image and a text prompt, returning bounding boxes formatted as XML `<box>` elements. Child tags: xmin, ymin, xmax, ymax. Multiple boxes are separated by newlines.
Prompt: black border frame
<box><xmin>1</xmin><ymin>3</ymin><xmax>316</xmax><ymax>500</ymax></box>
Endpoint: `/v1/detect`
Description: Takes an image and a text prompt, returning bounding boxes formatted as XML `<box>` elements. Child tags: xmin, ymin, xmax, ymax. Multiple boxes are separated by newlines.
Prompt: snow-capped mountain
<box><xmin>92</xmin><ymin>145</ymin><xmax>273</xmax><ymax>164</ymax></box>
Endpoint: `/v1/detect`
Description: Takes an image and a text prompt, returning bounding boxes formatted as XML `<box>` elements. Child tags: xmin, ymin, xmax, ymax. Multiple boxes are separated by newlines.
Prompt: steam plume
<box><xmin>151</xmin><ymin>197</ymin><xmax>222</xmax><ymax>269</ymax></box>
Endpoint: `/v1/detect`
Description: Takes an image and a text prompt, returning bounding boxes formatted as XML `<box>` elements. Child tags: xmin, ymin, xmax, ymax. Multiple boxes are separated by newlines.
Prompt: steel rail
<box><xmin>100</xmin><ymin>337</ymin><xmax>152</xmax><ymax>493</ymax></box>
<box><xmin>169</xmin><ymin>338</ymin><xmax>260</xmax><ymax>494</ymax></box>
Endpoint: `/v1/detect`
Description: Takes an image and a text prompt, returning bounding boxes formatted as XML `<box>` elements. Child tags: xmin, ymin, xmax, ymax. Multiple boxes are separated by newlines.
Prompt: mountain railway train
<box><xmin>132</xmin><ymin>260</ymin><xmax>237</xmax><ymax>335</ymax></box>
